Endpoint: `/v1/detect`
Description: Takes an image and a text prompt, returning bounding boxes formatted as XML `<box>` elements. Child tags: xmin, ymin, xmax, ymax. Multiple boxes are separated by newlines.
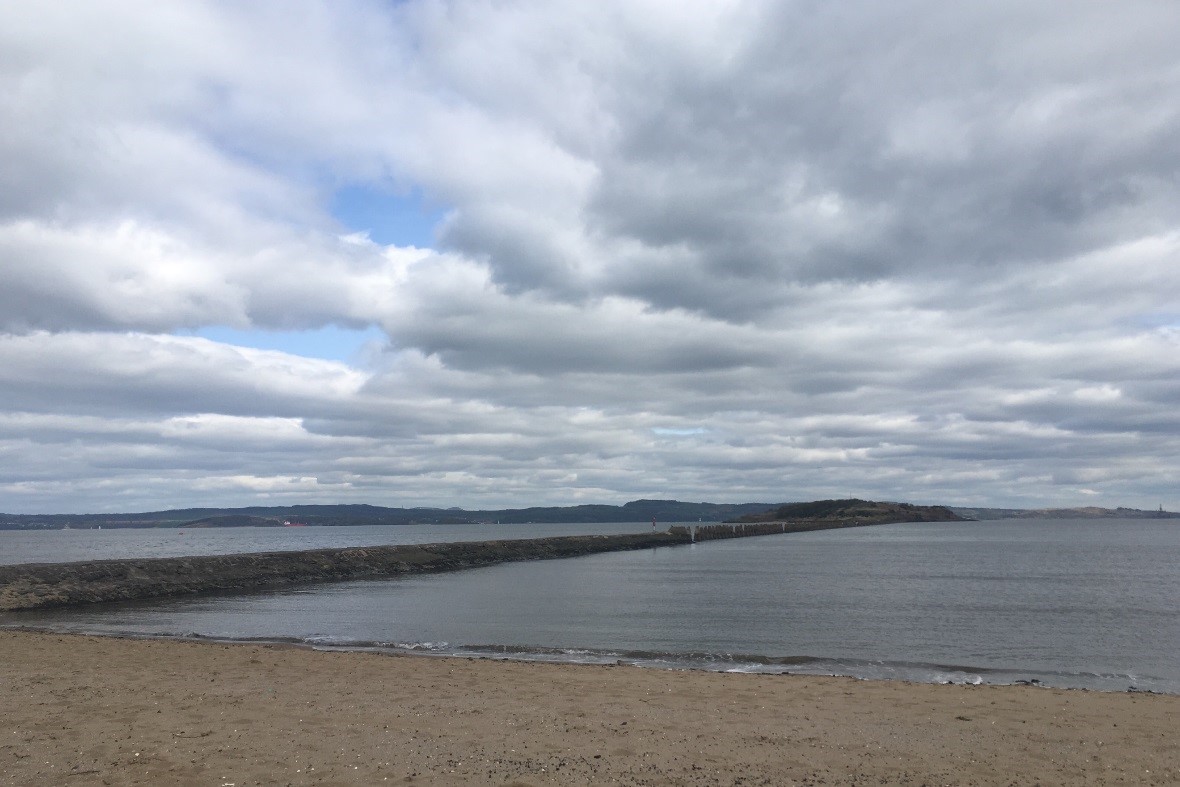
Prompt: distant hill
<box><xmin>729</xmin><ymin>499</ymin><xmax>963</xmax><ymax>525</ymax></box>
<box><xmin>181</xmin><ymin>515</ymin><xmax>285</xmax><ymax>528</ymax></box>
<box><xmin>952</xmin><ymin>506</ymin><xmax>1180</xmax><ymax>520</ymax></box>
<box><xmin>0</xmin><ymin>500</ymin><xmax>778</xmax><ymax>530</ymax></box>
<box><xmin>7</xmin><ymin>499</ymin><xmax>1176</xmax><ymax>531</ymax></box>
<box><xmin>465</xmin><ymin>499</ymin><xmax>775</xmax><ymax>524</ymax></box>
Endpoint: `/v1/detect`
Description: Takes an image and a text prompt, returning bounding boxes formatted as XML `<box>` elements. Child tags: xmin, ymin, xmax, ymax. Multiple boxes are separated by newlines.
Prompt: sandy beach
<box><xmin>1</xmin><ymin>630</ymin><xmax>1177</xmax><ymax>786</ymax></box>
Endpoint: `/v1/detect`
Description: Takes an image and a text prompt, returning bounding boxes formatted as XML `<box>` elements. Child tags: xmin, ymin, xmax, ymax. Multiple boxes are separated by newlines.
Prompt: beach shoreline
<box><xmin>2</xmin><ymin>630</ymin><xmax>1177</xmax><ymax>785</ymax></box>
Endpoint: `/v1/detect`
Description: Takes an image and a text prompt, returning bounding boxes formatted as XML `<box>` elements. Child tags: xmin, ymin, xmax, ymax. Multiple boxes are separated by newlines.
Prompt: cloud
<box><xmin>0</xmin><ymin>0</ymin><xmax>1179</xmax><ymax>513</ymax></box>
<box><xmin>0</xmin><ymin>332</ymin><xmax>367</xmax><ymax>418</ymax></box>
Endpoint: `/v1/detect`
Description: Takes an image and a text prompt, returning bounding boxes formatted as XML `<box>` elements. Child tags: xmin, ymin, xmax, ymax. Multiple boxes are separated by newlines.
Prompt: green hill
<box><xmin>729</xmin><ymin>499</ymin><xmax>962</xmax><ymax>525</ymax></box>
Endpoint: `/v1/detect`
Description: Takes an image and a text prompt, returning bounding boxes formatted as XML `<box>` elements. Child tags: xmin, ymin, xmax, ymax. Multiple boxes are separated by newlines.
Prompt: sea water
<box><xmin>0</xmin><ymin>521</ymin><xmax>655</xmax><ymax>565</ymax></box>
<box><xmin>4</xmin><ymin>518</ymin><xmax>1179</xmax><ymax>693</ymax></box>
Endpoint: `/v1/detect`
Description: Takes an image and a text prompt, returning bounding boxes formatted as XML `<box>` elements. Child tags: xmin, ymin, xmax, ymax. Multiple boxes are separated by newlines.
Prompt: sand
<box><xmin>1</xmin><ymin>630</ymin><xmax>1177</xmax><ymax>786</ymax></box>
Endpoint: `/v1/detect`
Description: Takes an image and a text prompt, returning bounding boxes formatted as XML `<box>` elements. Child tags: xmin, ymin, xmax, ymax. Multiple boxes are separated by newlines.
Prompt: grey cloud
<box><xmin>563</xmin><ymin>1</ymin><xmax>1180</xmax><ymax>318</ymax></box>
<box><xmin>0</xmin><ymin>332</ymin><xmax>366</xmax><ymax>419</ymax></box>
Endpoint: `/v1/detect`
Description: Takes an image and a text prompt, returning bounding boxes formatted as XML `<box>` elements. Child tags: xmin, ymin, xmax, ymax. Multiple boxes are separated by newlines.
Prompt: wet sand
<box><xmin>1</xmin><ymin>630</ymin><xmax>1177</xmax><ymax>785</ymax></box>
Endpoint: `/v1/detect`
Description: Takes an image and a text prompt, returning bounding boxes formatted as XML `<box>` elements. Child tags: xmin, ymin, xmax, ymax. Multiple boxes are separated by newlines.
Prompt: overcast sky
<box><xmin>2</xmin><ymin>1</ymin><xmax>1178</xmax><ymax>514</ymax></box>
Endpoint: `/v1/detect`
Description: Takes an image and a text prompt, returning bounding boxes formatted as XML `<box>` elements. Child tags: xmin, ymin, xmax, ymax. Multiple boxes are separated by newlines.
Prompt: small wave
<box><xmin>391</xmin><ymin>641</ymin><xmax>451</xmax><ymax>652</ymax></box>
<box><xmin>4</xmin><ymin>621</ymin><xmax>1174</xmax><ymax>693</ymax></box>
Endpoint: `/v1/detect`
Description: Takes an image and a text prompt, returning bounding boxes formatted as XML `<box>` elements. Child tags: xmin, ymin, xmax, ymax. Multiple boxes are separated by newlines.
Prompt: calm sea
<box><xmin>0</xmin><ymin>521</ymin><xmax>655</xmax><ymax>565</ymax></box>
<box><xmin>4</xmin><ymin>518</ymin><xmax>1179</xmax><ymax>693</ymax></box>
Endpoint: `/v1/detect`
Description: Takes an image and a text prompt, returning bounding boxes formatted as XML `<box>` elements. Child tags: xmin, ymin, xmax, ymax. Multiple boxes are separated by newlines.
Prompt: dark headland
<box><xmin>0</xmin><ymin>500</ymin><xmax>961</xmax><ymax>611</ymax></box>
<box><xmin>728</xmin><ymin>498</ymin><xmax>961</xmax><ymax>524</ymax></box>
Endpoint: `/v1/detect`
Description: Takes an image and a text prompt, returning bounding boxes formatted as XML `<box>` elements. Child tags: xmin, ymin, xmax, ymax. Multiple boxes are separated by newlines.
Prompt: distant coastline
<box><xmin>1</xmin><ymin>497</ymin><xmax>1176</xmax><ymax>530</ymax></box>
<box><xmin>0</xmin><ymin>499</ymin><xmax>772</xmax><ymax>530</ymax></box>
<box><xmin>952</xmin><ymin>505</ymin><xmax>1180</xmax><ymax>520</ymax></box>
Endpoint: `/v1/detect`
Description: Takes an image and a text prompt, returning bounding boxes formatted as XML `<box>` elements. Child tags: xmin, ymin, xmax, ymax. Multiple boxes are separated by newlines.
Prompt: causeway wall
<box><xmin>0</xmin><ymin>520</ymin><xmax>880</xmax><ymax>611</ymax></box>
<box><xmin>679</xmin><ymin>519</ymin><xmax>885</xmax><ymax>541</ymax></box>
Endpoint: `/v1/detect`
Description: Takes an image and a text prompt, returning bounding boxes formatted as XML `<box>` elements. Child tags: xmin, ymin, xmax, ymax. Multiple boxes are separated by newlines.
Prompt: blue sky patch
<box><xmin>187</xmin><ymin>324</ymin><xmax>387</xmax><ymax>365</ymax></box>
<box><xmin>330</xmin><ymin>183</ymin><xmax>447</xmax><ymax>248</ymax></box>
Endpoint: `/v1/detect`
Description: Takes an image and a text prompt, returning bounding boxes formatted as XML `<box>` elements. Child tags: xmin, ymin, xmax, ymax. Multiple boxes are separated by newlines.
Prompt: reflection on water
<box><xmin>0</xmin><ymin>521</ymin><xmax>657</xmax><ymax>565</ymax></box>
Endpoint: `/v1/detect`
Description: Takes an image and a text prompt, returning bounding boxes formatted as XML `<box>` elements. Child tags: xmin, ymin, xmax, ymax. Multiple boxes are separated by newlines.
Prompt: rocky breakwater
<box><xmin>0</xmin><ymin>531</ymin><xmax>689</xmax><ymax>612</ymax></box>
<box><xmin>668</xmin><ymin>519</ymin><xmax>911</xmax><ymax>544</ymax></box>
<box><xmin>0</xmin><ymin>501</ymin><xmax>963</xmax><ymax>612</ymax></box>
